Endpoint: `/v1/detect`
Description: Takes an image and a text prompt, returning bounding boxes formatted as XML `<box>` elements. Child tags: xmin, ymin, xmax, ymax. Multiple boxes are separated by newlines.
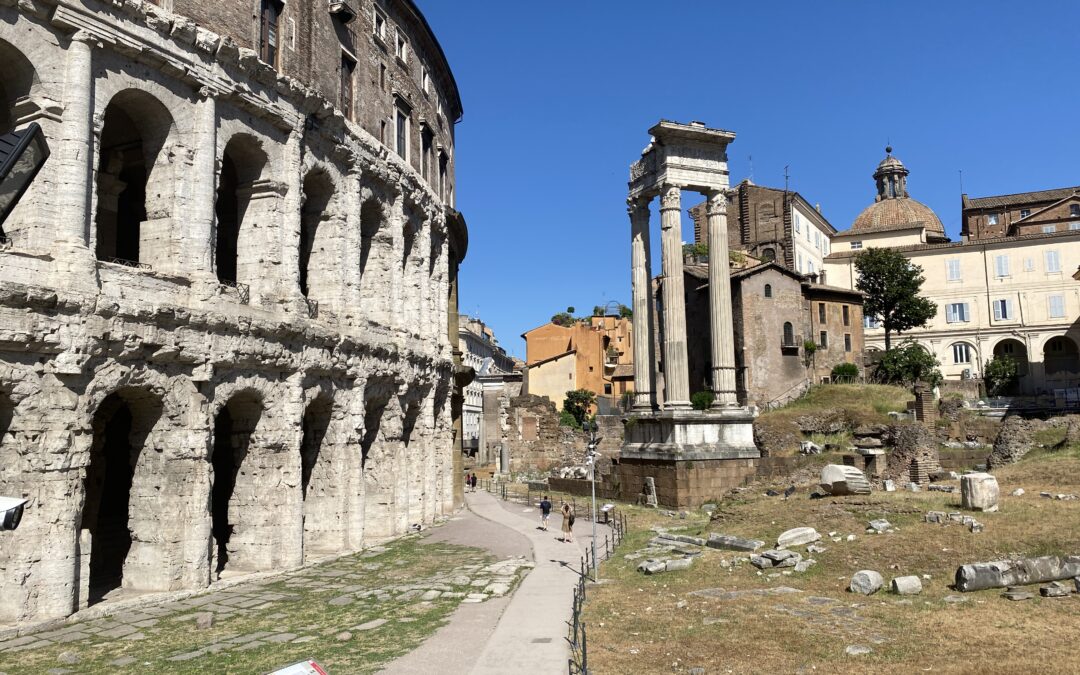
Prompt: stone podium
<box><xmin>618</xmin><ymin>120</ymin><xmax>759</xmax><ymax>508</ymax></box>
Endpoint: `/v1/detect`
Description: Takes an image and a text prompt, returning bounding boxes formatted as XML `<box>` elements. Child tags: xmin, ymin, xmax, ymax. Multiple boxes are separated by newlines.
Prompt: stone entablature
<box><xmin>0</xmin><ymin>0</ymin><xmax>466</xmax><ymax>626</ymax></box>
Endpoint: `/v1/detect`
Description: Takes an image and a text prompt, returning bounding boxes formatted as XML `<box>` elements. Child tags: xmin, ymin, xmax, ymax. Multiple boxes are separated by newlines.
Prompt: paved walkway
<box><xmin>381</xmin><ymin>490</ymin><xmax>608</xmax><ymax>675</ymax></box>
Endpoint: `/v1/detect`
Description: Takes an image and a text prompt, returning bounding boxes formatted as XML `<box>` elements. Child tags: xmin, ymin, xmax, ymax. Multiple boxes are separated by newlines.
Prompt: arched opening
<box><xmin>761</xmin><ymin>248</ymin><xmax>776</xmax><ymax>262</ymax></box>
<box><xmin>764</xmin><ymin>284</ymin><xmax>772</xmax><ymax>298</ymax></box>
<box><xmin>94</xmin><ymin>91</ymin><xmax>174</xmax><ymax>267</ymax></box>
<box><xmin>82</xmin><ymin>389</ymin><xmax>164</xmax><ymax>605</ymax></box>
<box><xmin>993</xmin><ymin>339</ymin><xmax>1029</xmax><ymax>376</ymax></box>
<box><xmin>300</xmin><ymin>395</ymin><xmax>333</xmax><ymax>559</ymax></box>
<box><xmin>782</xmin><ymin>321</ymin><xmax>794</xmax><ymax>346</ymax></box>
<box><xmin>0</xmin><ymin>392</ymin><xmax>12</xmax><ymax>443</ymax></box>
<box><xmin>0</xmin><ymin>40</ymin><xmax>37</xmax><ymax>136</ymax></box>
<box><xmin>400</xmin><ymin>397</ymin><xmax>423</xmax><ymax>529</ymax></box>
<box><xmin>1044</xmin><ymin>336</ymin><xmax>1080</xmax><ymax>377</ymax></box>
<box><xmin>299</xmin><ymin>171</ymin><xmax>334</xmax><ymax>298</ymax></box>
<box><xmin>215</xmin><ymin>135</ymin><xmax>269</xmax><ymax>286</ymax></box>
<box><xmin>210</xmin><ymin>391</ymin><xmax>263</xmax><ymax>577</ymax></box>
<box><xmin>358</xmin><ymin>194</ymin><xmax>390</xmax><ymax>324</ymax></box>
<box><xmin>951</xmin><ymin>341</ymin><xmax>975</xmax><ymax>366</ymax></box>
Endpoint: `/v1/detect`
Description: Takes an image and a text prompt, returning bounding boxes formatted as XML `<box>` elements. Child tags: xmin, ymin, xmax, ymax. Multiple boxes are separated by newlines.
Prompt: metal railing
<box><xmin>218</xmin><ymin>279</ymin><xmax>251</xmax><ymax>305</ymax></box>
<box><xmin>304</xmin><ymin>297</ymin><xmax>319</xmax><ymax>319</ymax></box>
<box><xmin>568</xmin><ymin>510</ymin><xmax>628</xmax><ymax>675</ymax></box>
<box><xmin>101</xmin><ymin>256</ymin><xmax>151</xmax><ymax>270</ymax></box>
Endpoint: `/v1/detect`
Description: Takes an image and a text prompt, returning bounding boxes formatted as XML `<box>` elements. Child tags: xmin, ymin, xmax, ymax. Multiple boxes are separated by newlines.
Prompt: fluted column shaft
<box><xmin>706</xmin><ymin>190</ymin><xmax>738</xmax><ymax>406</ymax></box>
<box><xmin>57</xmin><ymin>32</ymin><xmax>95</xmax><ymax>247</ymax></box>
<box><xmin>659</xmin><ymin>185</ymin><xmax>690</xmax><ymax>408</ymax></box>
<box><xmin>628</xmin><ymin>197</ymin><xmax>656</xmax><ymax>410</ymax></box>
<box><xmin>191</xmin><ymin>90</ymin><xmax>217</xmax><ymax>277</ymax></box>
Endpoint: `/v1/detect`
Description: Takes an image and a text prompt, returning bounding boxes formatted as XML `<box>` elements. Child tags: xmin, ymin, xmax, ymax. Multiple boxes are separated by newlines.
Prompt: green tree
<box><xmin>831</xmin><ymin>362</ymin><xmax>860</xmax><ymax>383</ymax></box>
<box><xmin>984</xmin><ymin>355</ymin><xmax>1019</xmax><ymax>396</ymax></box>
<box><xmin>618</xmin><ymin>303</ymin><xmax>632</xmax><ymax>319</ymax></box>
<box><xmin>592</xmin><ymin>305</ymin><xmax>605</xmax><ymax>317</ymax></box>
<box><xmin>855</xmin><ymin>248</ymin><xmax>937</xmax><ymax>350</ymax></box>
<box><xmin>550</xmin><ymin>312</ymin><xmax>574</xmax><ymax>327</ymax></box>
<box><xmin>875</xmin><ymin>340</ymin><xmax>943</xmax><ymax>387</ymax></box>
<box><xmin>802</xmin><ymin>340</ymin><xmax>818</xmax><ymax>371</ymax></box>
<box><xmin>562</xmin><ymin>389</ymin><xmax>596</xmax><ymax>428</ymax></box>
<box><xmin>691</xmin><ymin>390</ymin><xmax>714</xmax><ymax>410</ymax></box>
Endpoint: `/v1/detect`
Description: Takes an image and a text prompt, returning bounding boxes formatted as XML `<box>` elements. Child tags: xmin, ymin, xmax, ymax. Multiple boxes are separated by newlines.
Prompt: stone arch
<box><xmin>0</xmin><ymin>39</ymin><xmax>38</xmax><ymax>136</ymax></box>
<box><xmin>210</xmin><ymin>388</ymin><xmax>264</xmax><ymax>576</ymax></box>
<box><xmin>80</xmin><ymin>387</ymin><xmax>165</xmax><ymax>605</ymax></box>
<box><xmin>300</xmin><ymin>392</ymin><xmax>336</xmax><ymax>560</ymax></box>
<box><xmin>93</xmin><ymin>89</ymin><xmax>176</xmax><ymax>268</ymax></box>
<box><xmin>782</xmin><ymin>321</ymin><xmax>794</xmax><ymax>346</ymax></box>
<box><xmin>400</xmin><ymin>382</ymin><xmax>432</xmax><ymax>528</ymax></box>
<box><xmin>299</xmin><ymin>169</ymin><xmax>336</xmax><ymax>301</ymax></box>
<box><xmin>362</xmin><ymin>375</ymin><xmax>399</xmax><ymax>540</ymax></box>
<box><xmin>1044</xmin><ymin>335</ymin><xmax>1080</xmax><ymax>378</ymax></box>
<box><xmin>992</xmin><ymin>338</ymin><xmax>1029</xmax><ymax>378</ymax></box>
<box><xmin>949</xmin><ymin>340</ymin><xmax>977</xmax><ymax>367</ymax></box>
<box><xmin>358</xmin><ymin>182</ymin><xmax>393</xmax><ymax>325</ymax></box>
<box><xmin>215</xmin><ymin>133</ymin><xmax>270</xmax><ymax>286</ymax></box>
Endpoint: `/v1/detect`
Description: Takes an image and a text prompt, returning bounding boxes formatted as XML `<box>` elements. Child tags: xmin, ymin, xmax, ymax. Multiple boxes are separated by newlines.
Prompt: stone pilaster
<box><xmin>281</xmin><ymin>124</ymin><xmax>304</xmax><ymax>304</ymax></box>
<box><xmin>628</xmin><ymin>196</ymin><xmax>656</xmax><ymax>410</ymax></box>
<box><xmin>191</xmin><ymin>89</ymin><xmax>217</xmax><ymax>282</ymax></box>
<box><xmin>706</xmin><ymin>190</ymin><xmax>738</xmax><ymax>406</ymax></box>
<box><xmin>389</xmin><ymin>191</ymin><xmax>405</xmax><ymax>333</ymax></box>
<box><xmin>659</xmin><ymin>185</ymin><xmax>690</xmax><ymax>408</ymax></box>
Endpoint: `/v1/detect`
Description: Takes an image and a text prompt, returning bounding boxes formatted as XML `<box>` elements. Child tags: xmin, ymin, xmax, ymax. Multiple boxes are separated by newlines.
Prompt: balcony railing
<box><xmin>218</xmin><ymin>279</ymin><xmax>250</xmax><ymax>305</ymax></box>
<box><xmin>102</xmin><ymin>256</ymin><xmax>151</xmax><ymax>270</ymax></box>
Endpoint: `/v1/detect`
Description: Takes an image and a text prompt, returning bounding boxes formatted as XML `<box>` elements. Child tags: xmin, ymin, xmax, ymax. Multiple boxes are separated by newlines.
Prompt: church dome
<box><xmin>849</xmin><ymin>147</ymin><xmax>946</xmax><ymax>241</ymax></box>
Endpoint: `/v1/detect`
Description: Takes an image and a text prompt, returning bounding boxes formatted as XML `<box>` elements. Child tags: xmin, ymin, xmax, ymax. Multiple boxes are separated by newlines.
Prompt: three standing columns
<box><xmin>628</xmin><ymin>185</ymin><xmax>740</xmax><ymax>410</ymax></box>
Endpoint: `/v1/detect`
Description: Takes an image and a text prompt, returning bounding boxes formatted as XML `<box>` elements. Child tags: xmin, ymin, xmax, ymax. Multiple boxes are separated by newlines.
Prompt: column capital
<box><xmin>705</xmin><ymin>190</ymin><xmax>728</xmax><ymax>216</ymax></box>
<box><xmin>627</xmin><ymin>195</ymin><xmax>650</xmax><ymax>218</ymax></box>
<box><xmin>70</xmin><ymin>30</ymin><xmax>101</xmax><ymax>48</ymax></box>
<box><xmin>659</xmin><ymin>185</ymin><xmax>681</xmax><ymax>212</ymax></box>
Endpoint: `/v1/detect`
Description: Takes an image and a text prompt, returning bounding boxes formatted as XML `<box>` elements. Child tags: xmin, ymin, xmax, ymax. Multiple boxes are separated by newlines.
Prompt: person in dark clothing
<box><xmin>539</xmin><ymin>495</ymin><xmax>552</xmax><ymax>530</ymax></box>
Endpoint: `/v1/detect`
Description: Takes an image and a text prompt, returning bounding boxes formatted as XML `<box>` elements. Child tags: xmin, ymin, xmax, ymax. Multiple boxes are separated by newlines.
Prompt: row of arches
<box><xmin>11</xmin><ymin>377</ymin><xmax>450</xmax><ymax>610</ymax></box>
<box><xmin>0</xmin><ymin>37</ymin><xmax>445</xmax><ymax>325</ymax></box>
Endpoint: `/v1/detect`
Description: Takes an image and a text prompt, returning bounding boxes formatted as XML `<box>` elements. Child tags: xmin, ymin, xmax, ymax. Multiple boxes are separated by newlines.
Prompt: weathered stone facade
<box><xmin>0</xmin><ymin>0</ymin><xmax>466</xmax><ymax>625</ymax></box>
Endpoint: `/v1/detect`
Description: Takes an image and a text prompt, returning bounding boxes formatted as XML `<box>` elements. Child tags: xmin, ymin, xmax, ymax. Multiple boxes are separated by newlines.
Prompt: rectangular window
<box><xmin>863</xmin><ymin>315</ymin><xmax>880</xmax><ymax>329</ymax></box>
<box><xmin>819</xmin><ymin>331</ymin><xmax>828</xmax><ymax>348</ymax></box>
<box><xmin>1043</xmin><ymin>225</ymin><xmax>1057</xmax><ymax>234</ymax></box>
<box><xmin>992</xmin><ymin>298</ymin><xmax>1014</xmax><ymax>321</ymax></box>
<box><xmin>604</xmin><ymin>383</ymin><xmax>612</xmax><ymax>395</ymax></box>
<box><xmin>818</xmin><ymin>303</ymin><xmax>826</xmax><ymax>324</ymax></box>
<box><xmin>1024</xmin><ymin>257</ymin><xmax>1035</xmax><ymax>272</ymax></box>
<box><xmin>1072</xmin><ymin>204</ymin><xmax>1080</xmax><ymax>217</ymax></box>
<box><xmin>988</xmin><ymin>213</ymin><xmax>999</xmax><ymax>226</ymax></box>
<box><xmin>395</xmin><ymin>31</ymin><xmax>408</xmax><ymax>62</ymax></box>
<box><xmin>808</xmin><ymin>260</ymin><xmax>815</xmax><ymax>274</ymax></box>
<box><xmin>850</xmin><ymin>241</ymin><xmax>863</xmax><ymax>250</ymax></box>
<box><xmin>421</xmin><ymin>128</ymin><xmax>433</xmax><ymax>182</ymax></box>
<box><xmin>1049</xmin><ymin>294</ymin><xmax>1066</xmax><ymax>318</ymax></box>
<box><xmin>842</xmin><ymin>305</ymin><xmax>850</xmax><ymax>326</ymax></box>
<box><xmin>421</xmin><ymin>65</ymin><xmax>430</xmax><ymax>93</ymax></box>
<box><xmin>794</xmin><ymin>213</ymin><xmax>800</xmax><ymax>233</ymax></box>
<box><xmin>379</xmin><ymin>119</ymin><xmax>387</xmax><ymax>145</ymax></box>
<box><xmin>1045</xmin><ymin>250</ymin><xmax>1061</xmax><ymax>273</ymax></box>
<box><xmin>373</xmin><ymin>7</ymin><xmax>386</xmax><ymax>40</ymax></box>
<box><xmin>259</xmin><ymin>0</ymin><xmax>284</xmax><ymax>67</ymax></box>
<box><xmin>945</xmin><ymin>302</ymin><xmax>970</xmax><ymax>323</ymax></box>
<box><xmin>814</xmin><ymin>230</ymin><xmax>821</xmax><ymax>250</ymax></box>
<box><xmin>340</xmin><ymin>53</ymin><xmax>356</xmax><ymax>121</ymax></box>
<box><xmin>395</xmin><ymin>108</ymin><xmax>408</xmax><ymax>159</ymax></box>
<box><xmin>844</xmin><ymin>333</ymin><xmax>852</xmax><ymax>352</ymax></box>
<box><xmin>1070</xmin><ymin>222</ymin><xmax>1080</xmax><ymax>231</ymax></box>
<box><xmin>1020</xmin><ymin>209</ymin><xmax>1031</xmax><ymax>218</ymax></box>
<box><xmin>946</xmin><ymin>258</ymin><xmax>961</xmax><ymax>281</ymax></box>
<box><xmin>994</xmin><ymin>254</ymin><xmax>1010</xmax><ymax>278</ymax></box>
<box><xmin>952</xmin><ymin>343</ymin><xmax>972</xmax><ymax>364</ymax></box>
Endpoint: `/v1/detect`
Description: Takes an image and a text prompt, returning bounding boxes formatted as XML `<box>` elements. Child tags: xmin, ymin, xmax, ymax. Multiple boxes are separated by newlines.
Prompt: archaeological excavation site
<box><xmin>0</xmin><ymin>0</ymin><xmax>469</xmax><ymax>625</ymax></box>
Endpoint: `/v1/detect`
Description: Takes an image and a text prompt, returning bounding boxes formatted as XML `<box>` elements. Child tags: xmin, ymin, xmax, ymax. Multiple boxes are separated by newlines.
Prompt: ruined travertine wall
<box><xmin>0</xmin><ymin>0</ymin><xmax>466</xmax><ymax>625</ymax></box>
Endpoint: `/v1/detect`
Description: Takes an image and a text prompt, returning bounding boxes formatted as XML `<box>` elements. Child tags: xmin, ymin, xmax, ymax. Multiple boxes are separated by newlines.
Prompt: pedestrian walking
<box><xmin>539</xmin><ymin>495</ymin><xmax>552</xmax><ymax>530</ymax></box>
<box><xmin>470</xmin><ymin>473</ymin><xmax>478</xmax><ymax>492</ymax></box>
<box><xmin>560</xmin><ymin>502</ymin><xmax>574</xmax><ymax>543</ymax></box>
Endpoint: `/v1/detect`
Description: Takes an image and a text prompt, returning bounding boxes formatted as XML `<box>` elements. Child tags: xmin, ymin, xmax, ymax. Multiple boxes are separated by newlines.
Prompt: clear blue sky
<box><xmin>418</xmin><ymin>1</ymin><xmax>1080</xmax><ymax>358</ymax></box>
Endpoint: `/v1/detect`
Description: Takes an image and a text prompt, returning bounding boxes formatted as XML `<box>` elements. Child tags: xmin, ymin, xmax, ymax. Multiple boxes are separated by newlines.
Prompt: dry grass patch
<box><xmin>583</xmin><ymin>454</ymin><xmax>1080</xmax><ymax>674</ymax></box>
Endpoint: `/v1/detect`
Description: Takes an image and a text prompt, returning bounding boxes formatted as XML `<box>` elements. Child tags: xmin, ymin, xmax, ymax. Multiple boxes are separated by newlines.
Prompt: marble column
<box><xmin>628</xmin><ymin>197</ymin><xmax>656</xmax><ymax>411</ymax></box>
<box><xmin>281</xmin><ymin>124</ymin><xmax>304</xmax><ymax>303</ymax></box>
<box><xmin>706</xmin><ymin>190</ymin><xmax>738</xmax><ymax>406</ymax></box>
<box><xmin>658</xmin><ymin>185</ymin><xmax>690</xmax><ymax>409</ymax></box>
<box><xmin>191</xmin><ymin>89</ymin><xmax>217</xmax><ymax>279</ymax></box>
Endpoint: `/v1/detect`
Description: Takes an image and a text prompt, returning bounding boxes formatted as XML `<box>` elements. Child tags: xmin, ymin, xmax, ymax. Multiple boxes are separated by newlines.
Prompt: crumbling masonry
<box><xmin>0</xmin><ymin>0</ymin><xmax>468</xmax><ymax>624</ymax></box>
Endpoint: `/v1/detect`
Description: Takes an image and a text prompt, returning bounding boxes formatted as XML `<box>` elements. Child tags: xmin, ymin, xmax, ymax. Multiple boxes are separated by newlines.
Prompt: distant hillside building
<box><xmin>825</xmin><ymin>149</ymin><xmax>1080</xmax><ymax>394</ymax></box>
<box><xmin>522</xmin><ymin>315</ymin><xmax>633</xmax><ymax>413</ymax></box>
<box><xmin>689</xmin><ymin>181</ymin><xmax>837</xmax><ymax>277</ymax></box>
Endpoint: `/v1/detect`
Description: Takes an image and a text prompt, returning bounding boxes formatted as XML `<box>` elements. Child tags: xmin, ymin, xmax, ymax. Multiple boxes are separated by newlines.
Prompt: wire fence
<box><xmin>567</xmin><ymin>510</ymin><xmax>628</xmax><ymax>675</ymax></box>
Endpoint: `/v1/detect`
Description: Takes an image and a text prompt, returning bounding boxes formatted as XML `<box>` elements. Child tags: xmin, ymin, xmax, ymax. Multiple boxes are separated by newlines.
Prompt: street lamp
<box><xmin>583</xmin><ymin>418</ymin><xmax>602</xmax><ymax>579</ymax></box>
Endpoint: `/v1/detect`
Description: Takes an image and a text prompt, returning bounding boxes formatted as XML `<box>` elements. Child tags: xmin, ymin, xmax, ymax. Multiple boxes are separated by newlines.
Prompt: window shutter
<box><xmin>993</xmin><ymin>300</ymin><xmax>1002</xmax><ymax>321</ymax></box>
<box><xmin>946</xmin><ymin>305</ymin><xmax>956</xmax><ymax>323</ymax></box>
<box><xmin>961</xmin><ymin>303</ymin><xmax>969</xmax><ymax>322</ymax></box>
<box><xmin>1045</xmin><ymin>250</ymin><xmax>1061</xmax><ymax>273</ymax></box>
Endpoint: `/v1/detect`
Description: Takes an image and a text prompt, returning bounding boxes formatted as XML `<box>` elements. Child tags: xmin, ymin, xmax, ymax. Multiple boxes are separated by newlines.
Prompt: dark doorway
<box><xmin>299</xmin><ymin>172</ymin><xmax>333</xmax><ymax>298</ymax></box>
<box><xmin>95</xmin><ymin>106</ymin><xmax>148</xmax><ymax>264</ymax></box>
<box><xmin>300</xmin><ymin>397</ymin><xmax>331</xmax><ymax>500</ymax></box>
<box><xmin>211</xmin><ymin>406</ymin><xmax>236</xmax><ymax>575</ymax></box>
<box><xmin>215</xmin><ymin>154</ymin><xmax>239</xmax><ymax>284</ymax></box>
<box><xmin>210</xmin><ymin>393</ymin><xmax>262</xmax><ymax>576</ymax></box>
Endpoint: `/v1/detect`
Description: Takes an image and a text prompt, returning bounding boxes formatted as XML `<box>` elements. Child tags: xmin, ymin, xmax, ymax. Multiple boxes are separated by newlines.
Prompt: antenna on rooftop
<box><xmin>784</xmin><ymin>165</ymin><xmax>790</xmax><ymax>193</ymax></box>
<box><xmin>748</xmin><ymin>155</ymin><xmax>754</xmax><ymax>182</ymax></box>
<box><xmin>959</xmin><ymin>168</ymin><xmax>964</xmax><ymax>194</ymax></box>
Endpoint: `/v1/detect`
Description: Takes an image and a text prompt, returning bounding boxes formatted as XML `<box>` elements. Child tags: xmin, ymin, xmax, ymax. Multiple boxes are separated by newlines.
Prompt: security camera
<box><xmin>0</xmin><ymin>496</ymin><xmax>27</xmax><ymax>531</ymax></box>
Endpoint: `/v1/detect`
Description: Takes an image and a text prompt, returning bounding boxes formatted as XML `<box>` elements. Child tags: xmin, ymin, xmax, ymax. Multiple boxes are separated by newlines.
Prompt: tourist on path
<box><xmin>471</xmin><ymin>473</ymin><xmax>478</xmax><ymax>492</ymax></box>
<box><xmin>539</xmin><ymin>495</ymin><xmax>552</xmax><ymax>530</ymax></box>
<box><xmin>560</xmin><ymin>502</ymin><xmax>574</xmax><ymax>542</ymax></box>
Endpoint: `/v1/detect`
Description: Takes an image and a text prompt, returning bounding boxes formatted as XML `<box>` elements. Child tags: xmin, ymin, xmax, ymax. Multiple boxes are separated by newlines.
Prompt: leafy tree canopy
<box><xmin>875</xmin><ymin>340</ymin><xmax>943</xmax><ymax>388</ymax></box>
<box><xmin>855</xmin><ymin>248</ymin><xmax>937</xmax><ymax>350</ymax></box>
<box><xmin>562</xmin><ymin>389</ymin><xmax>596</xmax><ymax>428</ymax></box>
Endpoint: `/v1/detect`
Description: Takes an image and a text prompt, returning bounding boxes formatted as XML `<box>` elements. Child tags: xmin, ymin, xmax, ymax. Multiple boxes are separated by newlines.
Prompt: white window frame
<box><xmin>394</xmin><ymin>106</ymin><xmax>409</xmax><ymax>161</ymax></box>
<box><xmin>952</xmin><ymin>343</ymin><xmax>972</xmax><ymax>364</ymax></box>
<box><xmin>945</xmin><ymin>302</ymin><xmax>970</xmax><ymax>323</ymax></box>
<box><xmin>863</xmin><ymin>315</ymin><xmax>880</xmax><ymax>329</ymax></box>
<box><xmin>1048</xmin><ymin>294</ymin><xmax>1066</xmax><ymax>319</ymax></box>
<box><xmin>395</xmin><ymin>30</ymin><xmax>409</xmax><ymax>62</ymax></box>
<box><xmin>992</xmin><ymin>298</ymin><xmax>1014</xmax><ymax>321</ymax></box>
<box><xmin>1020</xmin><ymin>209</ymin><xmax>1030</xmax><ymax>219</ymax></box>
<box><xmin>850</xmin><ymin>241</ymin><xmax>863</xmax><ymax>250</ymax></box>
<box><xmin>1042</xmin><ymin>225</ymin><xmax>1057</xmax><ymax>234</ymax></box>
<box><xmin>373</xmin><ymin>7</ymin><xmax>387</xmax><ymax>40</ymax></box>
<box><xmin>794</xmin><ymin>213</ymin><xmax>800</xmax><ymax>233</ymax></box>
<box><xmin>1070</xmin><ymin>222</ymin><xmax>1080</xmax><ymax>231</ymax></box>
<box><xmin>1024</xmin><ymin>257</ymin><xmax>1035</xmax><ymax>272</ymax></box>
<box><xmin>994</xmin><ymin>254</ymin><xmax>1010</xmax><ymax>278</ymax></box>
<box><xmin>946</xmin><ymin>258</ymin><xmax>961</xmax><ymax>282</ymax></box>
<box><xmin>988</xmin><ymin>213</ymin><xmax>999</xmax><ymax>226</ymax></box>
<box><xmin>421</xmin><ymin>64</ymin><xmax>430</xmax><ymax>93</ymax></box>
<box><xmin>1045</xmin><ymin>249</ymin><xmax>1061</xmax><ymax>273</ymax></box>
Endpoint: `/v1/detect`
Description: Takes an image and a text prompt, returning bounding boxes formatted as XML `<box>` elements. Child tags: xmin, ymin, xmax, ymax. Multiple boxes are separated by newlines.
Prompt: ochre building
<box><xmin>0</xmin><ymin>0</ymin><xmax>467</xmax><ymax>624</ymax></box>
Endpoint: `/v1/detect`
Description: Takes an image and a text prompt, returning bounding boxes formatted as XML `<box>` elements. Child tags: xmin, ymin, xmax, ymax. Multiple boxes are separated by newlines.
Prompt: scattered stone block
<box><xmin>794</xmin><ymin>559</ymin><xmax>816</xmax><ymax>573</ymax></box>
<box><xmin>706</xmin><ymin>533</ymin><xmax>764</xmax><ymax>552</ymax></box>
<box><xmin>1011</xmin><ymin>488</ymin><xmax>1025</xmax><ymax>497</ymax></box>
<box><xmin>637</xmin><ymin>559</ymin><xmax>668</xmax><ymax>575</ymax></box>
<box><xmin>867</xmin><ymin>519</ymin><xmax>891</xmax><ymax>533</ymax></box>
<box><xmin>925</xmin><ymin>511</ymin><xmax>947</xmax><ymax>524</ymax></box>
<box><xmin>194</xmin><ymin>612</ymin><xmax>214</xmax><ymax>630</ymax></box>
<box><xmin>1040</xmin><ymin>581</ymin><xmax>1071</xmax><ymax>598</ymax></box>
<box><xmin>961</xmin><ymin>472</ymin><xmax>1000</xmax><ymax>512</ymax></box>
<box><xmin>845</xmin><ymin>645</ymin><xmax>872</xmax><ymax>656</ymax></box>
<box><xmin>807</xmin><ymin>544</ymin><xmax>828</xmax><ymax>554</ymax></box>
<box><xmin>657</xmin><ymin>533</ymin><xmax>707</xmax><ymax>547</ymax></box>
<box><xmin>353</xmin><ymin>618</ymin><xmax>389</xmax><ymax>631</ymax></box>
<box><xmin>883</xmin><ymin>480</ymin><xmax>896</xmax><ymax>492</ymax></box>
<box><xmin>890</xmin><ymin>576</ymin><xmax>922</xmax><ymax>595</ymax></box>
<box><xmin>750</xmin><ymin>555</ymin><xmax>774</xmax><ymax>570</ymax></box>
<box><xmin>777</xmin><ymin>527</ymin><xmax>820</xmax><ymax>548</ymax></box>
<box><xmin>820</xmin><ymin>465</ymin><xmax>872</xmax><ymax>496</ymax></box>
<box><xmin>1002</xmin><ymin>588</ymin><xmax>1034</xmax><ymax>601</ymax></box>
<box><xmin>850</xmin><ymin>570</ymin><xmax>884</xmax><ymax>595</ymax></box>
<box><xmin>928</xmin><ymin>484</ymin><xmax>955</xmax><ymax>493</ymax></box>
<box><xmin>907</xmin><ymin>483</ymin><xmax>921</xmax><ymax>492</ymax></box>
<box><xmin>335</xmin><ymin>631</ymin><xmax>352</xmax><ymax>641</ymax></box>
<box><xmin>57</xmin><ymin>651</ymin><xmax>79</xmax><ymax>665</ymax></box>
<box><xmin>665</xmin><ymin>558</ymin><xmax>694</xmax><ymax>572</ymax></box>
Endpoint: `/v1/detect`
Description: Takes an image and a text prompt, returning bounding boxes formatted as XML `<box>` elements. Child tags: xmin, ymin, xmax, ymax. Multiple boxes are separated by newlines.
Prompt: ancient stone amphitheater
<box><xmin>0</xmin><ymin>0</ymin><xmax>468</xmax><ymax>624</ymax></box>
